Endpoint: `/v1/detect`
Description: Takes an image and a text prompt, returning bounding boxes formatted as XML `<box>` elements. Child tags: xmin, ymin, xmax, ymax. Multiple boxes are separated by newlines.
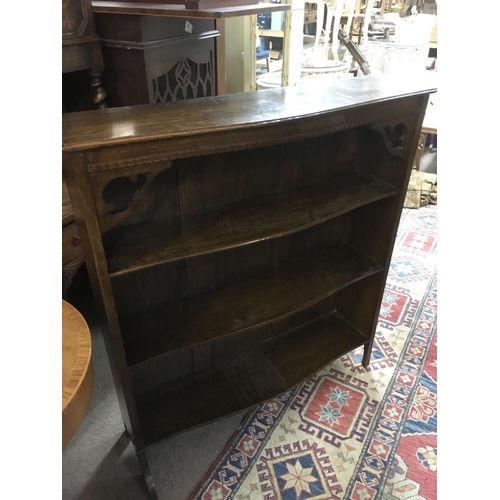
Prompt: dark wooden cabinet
<box><xmin>91</xmin><ymin>1</ymin><xmax>292</xmax><ymax>105</ymax></box>
<box><xmin>94</xmin><ymin>14</ymin><xmax>219</xmax><ymax>106</ymax></box>
<box><xmin>62</xmin><ymin>74</ymin><xmax>436</xmax><ymax>498</ymax></box>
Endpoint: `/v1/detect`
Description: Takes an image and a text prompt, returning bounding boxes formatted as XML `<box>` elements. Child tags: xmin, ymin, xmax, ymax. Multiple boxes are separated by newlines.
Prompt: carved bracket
<box><xmin>370</xmin><ymin>121</ymin><xmax>411</xmax><ymax>158</ymax></box>
<box><xmin>96</xmin><ymin>169</ymin><xmax>164</xmax><ymax>233</ymax></box>
<box><xmin>102</xmin><ymin>173</ymin><xmax>152</xmax><ymax>216</ymax></box>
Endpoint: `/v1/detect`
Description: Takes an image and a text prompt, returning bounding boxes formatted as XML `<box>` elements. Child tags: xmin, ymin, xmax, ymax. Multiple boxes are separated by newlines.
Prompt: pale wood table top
<box><xmin>62</xmin><ymin>300</ymin><xmax>94</xmax><ymax>448</ymax></box>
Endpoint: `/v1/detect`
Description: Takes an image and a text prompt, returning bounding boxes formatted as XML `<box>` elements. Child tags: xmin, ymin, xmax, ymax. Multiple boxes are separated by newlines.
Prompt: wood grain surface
<box><xmin>135</xmin><ymin>310</ymin><xmax>368</xmax><ymax>445</ymax></box>
<box><xmin>105</xmin><ymin>170</ymin><xmax>398</xmax><ymax>276</ymax></box>
<box><xmin>62</xmin><ymin>300</ymin><xmax>94</xmax><ymax>448</ymax></box>
<box><xmin>120</xmin><ymin>244</ymin><xmax>382</xmax><ymax>366</ymax></box>
<box><xmin>62</xmin><ymin>73</ymin><xmax>437</xmax><ymax>152</ymax></box>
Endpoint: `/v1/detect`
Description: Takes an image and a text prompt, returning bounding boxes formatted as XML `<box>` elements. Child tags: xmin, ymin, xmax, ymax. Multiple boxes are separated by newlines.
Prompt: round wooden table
<box><xmin>62</xmin><ymin>300</ymin><xmax>94</xmax><ymax>449</ymax></box>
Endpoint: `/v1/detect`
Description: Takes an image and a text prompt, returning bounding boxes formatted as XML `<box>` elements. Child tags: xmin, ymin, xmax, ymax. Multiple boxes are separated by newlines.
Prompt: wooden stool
<box><xmin>62</xmin><ymin>300</ymin><xmax>94</xmax><ymax>449</ymax></box>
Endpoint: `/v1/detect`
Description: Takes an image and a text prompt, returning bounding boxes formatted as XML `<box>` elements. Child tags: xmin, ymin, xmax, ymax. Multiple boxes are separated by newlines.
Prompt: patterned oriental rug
<box><xmin>189</xmin><ymin>205</ymin><xmax>437</xmax><ymax>500</ymax></box>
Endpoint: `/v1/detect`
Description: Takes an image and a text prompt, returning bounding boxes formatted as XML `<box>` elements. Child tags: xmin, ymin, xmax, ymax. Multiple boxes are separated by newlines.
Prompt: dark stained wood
<box><xmin>63</xmin><ymin>0</ymin><xmax>107</xmax><ymax>108</ymax></box>
<box><xmin>62</xmin><ymin>75</ymin><xmax>436</xmax><ymax>497</ymax></box>
<box><xmin>92</xmin><ymin>1</ymin><xmax>291</xmax><ymax>19</ymax></box>
<box><xmin>90</xmin><ymin>161</ymin><xmax>178</xmax><ymax>233</ymax></box>
<box><xmin>62</xmin><ymin>180</ymin><xmax>85</xmax><ymax>298</ymax></box>
<box><xmin>94</xmin><ymin>13</ymin><xmax>219</xmax><ymax>107</ymax></box>
<box><xmin>120</xmin><ymin>244</ymin><xmax>382</xmax><ymax>366</ymax></box>
<box><xmin>62</xmin><ymin>74</ymin><xmax>436</xmax><ymax>152</ymax></box>
<box><xmin>91</xmin><ymin>1</ymin><xmax>290</xmax><ymax>105</ymax></box>
<box><xmin>104</xmin><ymin>171</ymin><xmax>398</xmax><ymax>277</ymax></box>
<box><xmin>134</xmin><ymin>311</ymin><xmax>368</xmax><ymax>446</ymax></box>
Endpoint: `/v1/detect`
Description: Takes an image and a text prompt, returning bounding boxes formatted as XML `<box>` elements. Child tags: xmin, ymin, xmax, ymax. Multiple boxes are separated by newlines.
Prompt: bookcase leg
<box><xmin>362</xmin><ymin>342</ymin><xmax>373</xmax><ymax>368</ymax></box>
<box><xmin>137</xmin><ymin>449</ymin><xmax>158</xmax><ymax>500</ymax></box>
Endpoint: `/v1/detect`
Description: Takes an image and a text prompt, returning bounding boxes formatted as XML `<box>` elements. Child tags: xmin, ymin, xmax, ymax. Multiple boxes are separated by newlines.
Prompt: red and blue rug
<box><xmin>189</xmin><ymin>205</ymin><xmax>437</xmax><ymax>500</ymax></box>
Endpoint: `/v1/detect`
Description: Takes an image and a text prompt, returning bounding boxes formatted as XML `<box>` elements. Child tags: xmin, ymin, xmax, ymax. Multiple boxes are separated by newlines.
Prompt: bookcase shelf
<box><xmin>62</xmin><ymin>74</ymin><xmax>436</xmax><ymax>499</ymax></box>
<box><xmin>104</xmin><ymin>170</ymin><xmax>398</xmax><ymax>277</ymax></box>
<box><xmin>120</xmin><ymin>243</ymin><xmax>382</xmax><ymax>366</ymax></box>
<box><xmin>135</xmin><ymin>310</ymin><xmax>368</xmax><ymax>446</ymax></box>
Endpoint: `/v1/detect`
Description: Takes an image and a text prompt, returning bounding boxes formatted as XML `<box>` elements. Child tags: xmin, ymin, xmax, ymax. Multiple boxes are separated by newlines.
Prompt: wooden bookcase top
<box><xmin>62</xmin><ymin>74</ymin><xmax>437</xmax><ymax>153</ymax></box>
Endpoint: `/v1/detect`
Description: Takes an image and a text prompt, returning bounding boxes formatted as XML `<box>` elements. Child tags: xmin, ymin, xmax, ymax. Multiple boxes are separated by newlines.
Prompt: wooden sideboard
<box><xmin>62</xmin><ymin>74</ymin><xmax>436</xmax><ymax>498</ymax></box>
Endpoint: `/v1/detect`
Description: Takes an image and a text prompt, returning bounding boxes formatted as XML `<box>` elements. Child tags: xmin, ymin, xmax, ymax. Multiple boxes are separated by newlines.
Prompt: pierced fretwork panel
<box><xmin>152</xmin><ymin>57</ymin><xmax>214</xmax><ymax>102</ymax></box>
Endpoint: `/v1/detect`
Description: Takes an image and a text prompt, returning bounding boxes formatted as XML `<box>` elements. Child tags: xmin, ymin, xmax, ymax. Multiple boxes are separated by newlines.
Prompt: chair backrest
<box><xmin>324</xmin><ymin>0</ymin><xmax>353</xmax><ymax>60</ymax></box>
<box><xmin>362</xmin><ymin>0</ymin><xmax>375</xmax><ymax>47</ymax></box>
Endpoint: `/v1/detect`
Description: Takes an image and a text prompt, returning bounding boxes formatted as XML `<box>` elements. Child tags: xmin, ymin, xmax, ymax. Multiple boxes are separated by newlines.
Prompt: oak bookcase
<box><xmin>62</xmin><ymin>74</ymin><xmax>436</xmax><ymax>498</ymax></box>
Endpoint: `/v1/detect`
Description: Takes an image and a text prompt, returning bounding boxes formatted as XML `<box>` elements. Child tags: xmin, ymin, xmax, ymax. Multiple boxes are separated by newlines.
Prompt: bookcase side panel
<box><xmin>63</xmin><ymin>151</ymin><xmax>147</xmax><ymax>450</ymax></box>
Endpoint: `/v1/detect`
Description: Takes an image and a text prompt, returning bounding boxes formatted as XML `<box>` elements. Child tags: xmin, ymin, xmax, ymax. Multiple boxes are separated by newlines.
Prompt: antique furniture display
<box><xmin>63</xmin><ymin>0</ymin><xmax>107</xmax><ymax>108</ymax></box>
<box><xmin>62</xmin><ymin>300</ymin><xmax>94</xmax><ymax>448</ymax></box>
<box><xmin>91</xmin><ymin>1</ymin><xmax>291</xmax><ymax>104</ymax></box>
<box><xmin>62</xmin><ymin>74</ymin><xmax>436</xmax><ymax>498</ymax></box>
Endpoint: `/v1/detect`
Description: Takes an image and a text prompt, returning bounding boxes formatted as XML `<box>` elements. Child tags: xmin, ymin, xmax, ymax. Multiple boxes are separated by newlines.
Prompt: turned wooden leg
<box><xmin>89</xmin><ymin>71</ymin><xmax>107</xmax><ymax>109</ymax></box>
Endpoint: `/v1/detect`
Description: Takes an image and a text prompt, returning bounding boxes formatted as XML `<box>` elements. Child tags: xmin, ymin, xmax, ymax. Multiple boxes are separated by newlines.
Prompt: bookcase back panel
<box><xmin>111</xmin><ymin>260</ymin><xmax>187</xmax><ymax>316</ymax></box>
<box><xmin>184</xmin><ymin>240</ymin><xmax>276</xmax><ymax>297</ymax></box>
<box><xmin>280</xmin><ymin>128</ymin><xmax>361</xmax><ymax>190</ymax></box>
<box><xmin>275</xmin><ymin>216</ymin><xmax>349</xmax><ymax>265</ymax></box>
<box><xmin>176</xmin><ymin>144</ymin><xmax>282</xmax><ymax>214</ymax></box>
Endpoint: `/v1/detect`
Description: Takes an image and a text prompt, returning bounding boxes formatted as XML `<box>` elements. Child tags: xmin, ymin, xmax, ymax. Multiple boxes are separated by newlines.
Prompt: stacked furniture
<box><xmin>62</xmin><ymin>74</ymin><xmax>436</xmax><ymax>498</ymax></box>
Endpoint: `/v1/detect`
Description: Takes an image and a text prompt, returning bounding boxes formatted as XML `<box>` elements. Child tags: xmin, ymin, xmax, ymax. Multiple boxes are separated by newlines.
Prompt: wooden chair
<box><xmin>328</xmin><ymin>0</ymin><xmax>357</xmax><ymax>60</ymax></box>
<box><xmin>256</xmin><ymin>49</ymin><xmax>271</xmax><ymax>73</ymax></box>
<box><xmin>311</xmin><ymin>0</ymin><xmax>357</xmax><ymax>60</ymax></box>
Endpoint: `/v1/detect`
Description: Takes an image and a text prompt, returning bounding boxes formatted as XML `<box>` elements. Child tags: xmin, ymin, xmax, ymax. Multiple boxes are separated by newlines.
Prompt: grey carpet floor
<box><xmin>62</xmin><ymin>147</ymin><xmax>437</xmax><ymax>500</ymax></box>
